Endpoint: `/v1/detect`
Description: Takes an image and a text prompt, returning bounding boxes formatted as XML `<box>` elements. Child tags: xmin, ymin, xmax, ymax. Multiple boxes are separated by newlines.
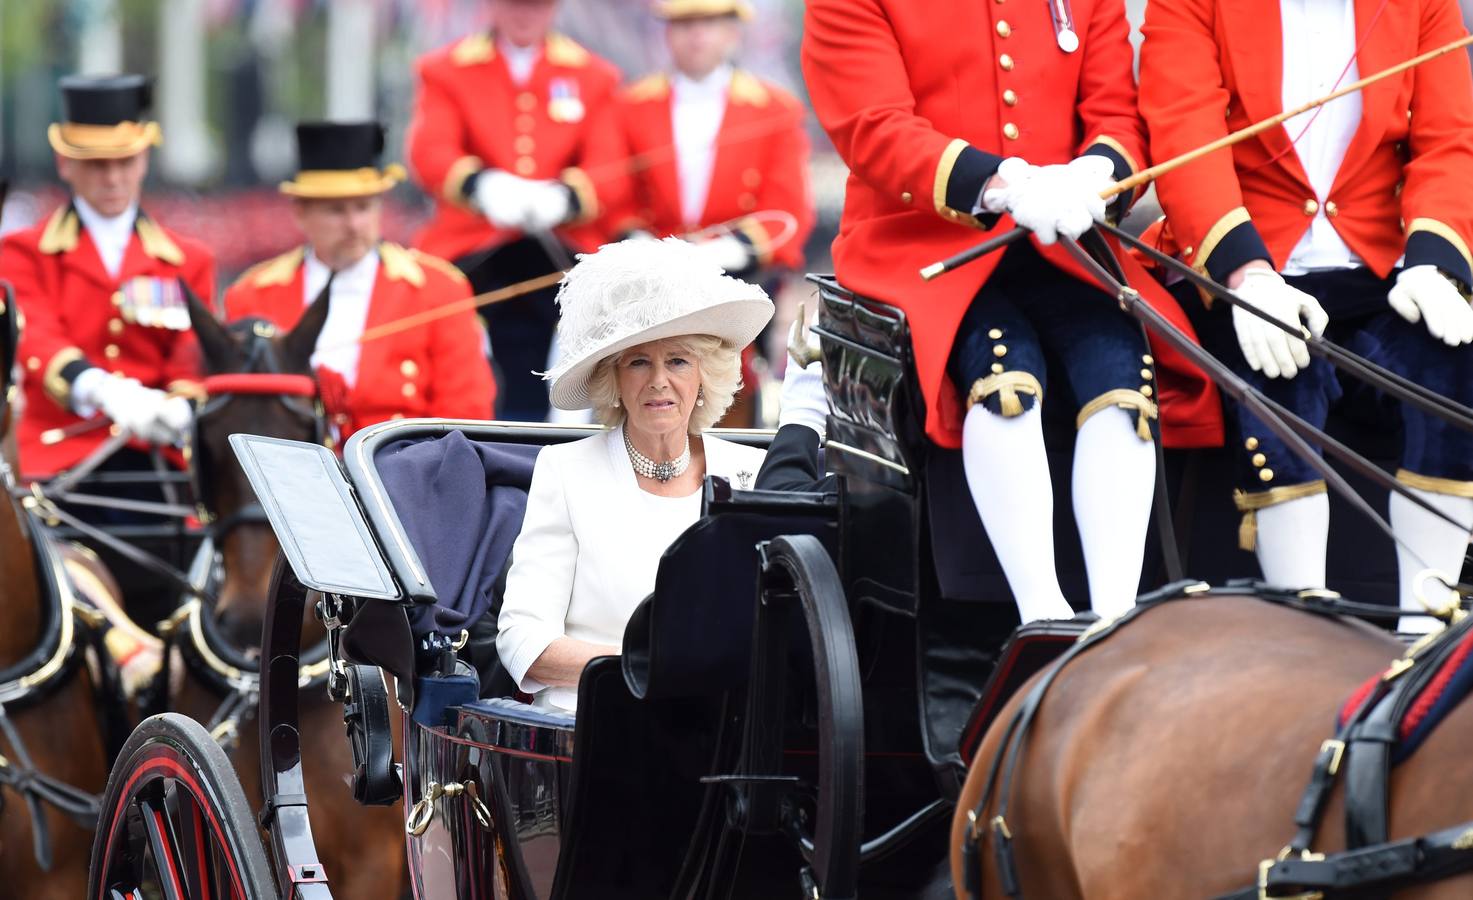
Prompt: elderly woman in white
<box><xmin>496</xmin><ymin>238</ymin><xmax>773</xmax><ymax>711</ymax></box>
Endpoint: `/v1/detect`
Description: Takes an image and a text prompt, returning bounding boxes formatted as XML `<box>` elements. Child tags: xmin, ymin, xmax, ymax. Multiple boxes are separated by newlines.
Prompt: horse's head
<box><xmin>186</xmin><ymin>280</ymin><xmax>331</xmax><ymax>650</ymax></box>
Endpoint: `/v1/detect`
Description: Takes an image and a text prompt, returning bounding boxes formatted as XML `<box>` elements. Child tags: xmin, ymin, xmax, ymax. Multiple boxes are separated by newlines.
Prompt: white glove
<box><xmin>1231</xmin><ymin>268</ymin><xmax>1330</xmax><ymax>380</ymax></box>
<box><xmin>473</xmin><ymin>169</ymin><xmax>540</xmax><ymax>230</ymax></box>
<box><xmin>1388</xmin><ymin>265</ymin><xmax>1473</xmax><ymax>347</ymax></box>
<box><xmin>688</xmin><ymin>235</ymin><xmax>752</xmax><ymax>273</ymax></box>
<box><xmin>981</xmin><ymin>156</ymin><xmax>1114</xmax><ymax>244</ymax></box>
<box><xmin>778</xmin><ymin>360</ymin><xmax>828</xmax><ymax>438</ymax></box>
<box><xmin>89</xmin><ymin>373</ymin><xmax>192</xmax><ymax>445</ymax></box>
<box><xmin>520</xmin><ymin>180</ymin><xmax>573</xmax><ymax>232</ymax></box>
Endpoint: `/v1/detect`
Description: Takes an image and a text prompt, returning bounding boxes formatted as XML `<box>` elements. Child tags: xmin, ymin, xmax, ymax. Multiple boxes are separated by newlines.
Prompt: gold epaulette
<box><xmin>728</xmin><ymin>70</ymin><xmax>771</xmax><ymax>107</ymax></box>
<box><xmin>623</xmin><ymin>73</ymin><xmax>671</xmax><ymax>103</ymax></box>
<box><xmin>38</xmin><ymin>208</ymin><xmax>80</xmax><ymax>255</ymax></box>
<box><xmin>451</xmin><ymin>33</ymin><xmax>494</xmax><ymax>66</ymax></box>
<box><xmin>546</xmin><ymin>33</ymin><xmax>591</xmax><ymax>68</ymax></box>
<box><xmin>239</xmin><ymin>247</ymin><xmax>305</xmax><ymax>289</ymax></box>
<box><xmin>409</xmin><ymin>249</ymin><xmax>468</xmax><ymax>286</ymax></box>
<box><xmin>379</xmin><ymin>243</ymin><xmax>426</xmax><ymax>287</ymax></box>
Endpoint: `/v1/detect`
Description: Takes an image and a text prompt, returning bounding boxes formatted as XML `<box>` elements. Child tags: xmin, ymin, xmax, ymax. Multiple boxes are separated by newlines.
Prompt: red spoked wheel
<box><xmin>88</xmin><ymin>714</ymin><xmax>277</xmax><ymax>900</ymax></box>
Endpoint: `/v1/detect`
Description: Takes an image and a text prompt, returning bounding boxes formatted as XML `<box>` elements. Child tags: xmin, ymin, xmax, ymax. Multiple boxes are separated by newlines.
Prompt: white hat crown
<box><xmin>544</xmin><ymin>238</ymin><xmax>773</xmax><ymax>408</ymax></box>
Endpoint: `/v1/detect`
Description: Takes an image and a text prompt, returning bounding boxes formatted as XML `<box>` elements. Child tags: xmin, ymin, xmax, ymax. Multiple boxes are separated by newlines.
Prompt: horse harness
<box><xmin>958</xmin><ymin>581</ymin><xmax>1473</xmax><ymax>900</ymax></box>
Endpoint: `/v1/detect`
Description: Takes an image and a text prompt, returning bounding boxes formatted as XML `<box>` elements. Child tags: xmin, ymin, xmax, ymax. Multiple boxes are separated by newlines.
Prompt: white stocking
<box><xmin>1072</xmin><ymin>408</ymin><xmax>1156</xmax><ymax>620</ymax></box>
<box><xmin>1254</xmin><ymin>493</ymin><xmax>1329</xmax><ymax>589</ymax></box>
<box><xmin>962</xmin><ymin>404</ymin><xmax>1074</xmax><ymax>623</ymax></box>
<box><xmin>1390</xmin><ymin>488</ymin><xmax>1473</xmax><ymax>633</ymax></box>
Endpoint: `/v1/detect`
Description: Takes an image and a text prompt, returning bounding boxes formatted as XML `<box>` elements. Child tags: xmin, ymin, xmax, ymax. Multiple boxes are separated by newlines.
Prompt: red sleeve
<box><xmin>801</xmin><ymin>0</ymin><xmax>1001</xmax><ymax>225</ymax></box>
<box><xmin>1075</xmin><ymin>0</ymin><xmax>1148</xmax><ymax>171</ymax></box>
<box><xmin>1400</xmin><ymin>0</ymin><xmax>1473</xmax><ymax>285</ymax></box>
<box><xmin>2</xmin><ymin>234</ymin><xmax>87</xmax><ymax>411</ymax></box>
<box><xmin>406</xmin><ymin>56</ymin><xmax>479</xmax><ymax>209</ymax></box>
<box><xmin>423</xmin><ymin>270</ymin><xmax>496</xmax><ymax>419</ymax></box>
<box><xmin>743</xmin><ymin>95</ymin><xmax>814</xmax><ymax>270</ymax></box>
<box><xmin>595</xmin><ymin>98</ymin><xmax>644</xmax><ymax>237</ymax></box>
<box><xmin>1139</xmin><ymin>0</ymin><xmax>1272</xmax><ymax>280</ymax></box>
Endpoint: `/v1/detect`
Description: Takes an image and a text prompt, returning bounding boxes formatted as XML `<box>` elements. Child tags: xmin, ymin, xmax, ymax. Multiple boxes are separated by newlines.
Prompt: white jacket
<box><xmin>496</xmin><ymin>426</ymin><xmax>766</xmax><ymax>711</ymax></box>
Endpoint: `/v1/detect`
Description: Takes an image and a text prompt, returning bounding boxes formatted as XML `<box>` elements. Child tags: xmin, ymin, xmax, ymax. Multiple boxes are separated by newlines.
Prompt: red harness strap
<box><xmin>200</xmin><ymin>374</ymin><xmax>317</xmax><ymax>397</ymax></box>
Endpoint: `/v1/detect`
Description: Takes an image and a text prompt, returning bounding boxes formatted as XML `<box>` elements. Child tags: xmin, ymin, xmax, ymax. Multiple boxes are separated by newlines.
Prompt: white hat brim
<box><xmin>547</xmin><ymin>295</ymin><xmax>773</xmax><ymax>410</ymax></box>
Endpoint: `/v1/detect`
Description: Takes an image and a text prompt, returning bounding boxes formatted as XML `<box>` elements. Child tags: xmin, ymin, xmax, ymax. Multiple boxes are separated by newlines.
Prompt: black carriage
<box><xmin>84</xmin><ymin>270</ymin><xmax>1419</xmax><ymax>900</ymax></box>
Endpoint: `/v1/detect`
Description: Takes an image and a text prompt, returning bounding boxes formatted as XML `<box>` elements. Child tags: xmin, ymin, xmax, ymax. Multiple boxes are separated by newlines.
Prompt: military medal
<box><xmin>118</xmin><ymin>276</ymin><xmax>191</xmax><ymax>331</ymax></box>
<box><xmin>548</xmin><ymin>78</ymin><xmax>585</xmax><ymax>123</ymax></box>
<box><xmin>1049</xmin><ymin>0</ymin><xmax>1080</xmax><ymax>52</ymax></box>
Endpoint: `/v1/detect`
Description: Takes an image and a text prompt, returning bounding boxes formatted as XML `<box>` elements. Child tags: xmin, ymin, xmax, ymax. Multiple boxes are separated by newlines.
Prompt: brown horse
<box><xmin>170</xmin><ymin>288</ymin><xmax>407</xmax><ymax>898</ymax></box>
<box><xmin>0</xmin><ymin>352</ymin><xmax>112</xmax><ymax>896</ymax></box>
<box><xmin>951</xmin><ymin>593</ymin><xmax>1473</xmax><ymax>899</ymax></box>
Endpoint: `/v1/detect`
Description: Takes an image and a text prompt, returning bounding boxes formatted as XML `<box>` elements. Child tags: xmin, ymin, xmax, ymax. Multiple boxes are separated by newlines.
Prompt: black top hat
<box><xmin>281</xmin><ymin>121</ymin><xmax>405</xmax><ymax>198</ymax></box>
<box><xmin>49</xmin><ymin>73</ymin><xmax>161</xmax><ymax>160</ymax></box>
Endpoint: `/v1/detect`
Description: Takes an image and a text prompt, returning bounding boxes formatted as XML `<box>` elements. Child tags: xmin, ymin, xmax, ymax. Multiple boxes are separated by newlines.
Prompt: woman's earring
<box><xmin>696</xmin><ymin>387</ymin><xmax>705</xmax><ymax>407</ymax></box>
<box><xmin>614</xmin><ymin>397</ymin><xmax>621</xmax><ymax>408</ymax></box>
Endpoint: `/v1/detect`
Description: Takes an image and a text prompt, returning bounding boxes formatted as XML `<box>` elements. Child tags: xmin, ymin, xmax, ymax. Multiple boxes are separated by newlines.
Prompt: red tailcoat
<box><xmin>406</xmin><ymin>32</ymin><xmax>624</xmax><ymax>263</ymax></box>
<box><xmin>223</xmin><ymin>244</ymin><xmax>495</xmax><ymax>442</ymax></box>
<box><xmin>802</xmin><ymin>0</ymin><xmax>1224</xmax><ymax>449</ymax></box>
<box><xmin>1140</xmin><ymin>0</ymin><xmax>1473</xmax><ymax>287</ymax></box>
<box><xmin>606</xmin><ymin>69</ymin><xmax>815</xmax><ymax>270</ymax></box>
<box><xmin>0</xmin><ymin>205</ymin><xmax>213</xmax><ymax>477</ymax></box>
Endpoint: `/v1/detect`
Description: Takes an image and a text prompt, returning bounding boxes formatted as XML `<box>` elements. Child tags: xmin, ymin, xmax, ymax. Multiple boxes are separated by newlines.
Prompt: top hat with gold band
<box><xmin>653</xmin><ymin>0</ymin><xmax>755</xmax><ymax>20</ymax></box>
<box><xmin>48</xmin><ymin>74</ymin><xmax>162</xmax><ymax>160</ymax></box>
<box><xmin>280</xmin><ymin>121</ymin><xmax>406</xmax><ymax>199</ymax></box>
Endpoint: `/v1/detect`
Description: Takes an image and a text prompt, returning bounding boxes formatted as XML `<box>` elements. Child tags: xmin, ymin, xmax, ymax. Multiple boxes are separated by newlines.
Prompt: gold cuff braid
<box><xmin>1396</xmin><ymin>468</ymin><xmax>1473</xmax><ymax>498</ymax></box>
<box><xmin>1232</xmin><ymin>479</ymin><xmax>1328</xmax><ymax>551</ymax></box>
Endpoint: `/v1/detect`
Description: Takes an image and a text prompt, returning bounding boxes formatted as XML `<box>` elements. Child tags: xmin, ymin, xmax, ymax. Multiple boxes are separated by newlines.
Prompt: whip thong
<box><xmin>920</xmin><ymin>32</ymin><xmax>1473</xmax><ymax>281</ymax></box>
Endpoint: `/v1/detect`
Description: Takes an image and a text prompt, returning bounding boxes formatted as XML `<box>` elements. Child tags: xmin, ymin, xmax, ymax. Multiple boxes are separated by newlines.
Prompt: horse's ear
<box><xmin>279</xmin><ymin>275</ymin><xmax>332</xmax><ymax>373</ymax></box>
<box><xmin>181</xmin><ymin>277</ymin><xmax>238</xmax><ymax>374</ymax></box>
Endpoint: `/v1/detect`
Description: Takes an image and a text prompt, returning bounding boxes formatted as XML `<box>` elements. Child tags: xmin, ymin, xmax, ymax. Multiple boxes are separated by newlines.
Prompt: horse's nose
<box><xmin>213</xmin><ymin>603</ymin><xmax>264</xmax><ymax>652</ymax></box>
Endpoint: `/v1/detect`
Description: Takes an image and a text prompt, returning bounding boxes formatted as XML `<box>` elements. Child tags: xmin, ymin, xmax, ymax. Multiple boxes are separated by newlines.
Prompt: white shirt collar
<box><xmin>73</xmin><ymin>196</ymin><xmax>138</xmax><ymax>279</ymax></box>
<box><xmin>302</xmin><ymin>246</ymin><xmax>379</xmax><ymax>389</ymax></box>
<box><xmin>672</xmin><ymin>63</ymin><xmax>733</xmax><ymax>101</ymax></box>
<box><xmin>499</xmin><ymin>37</ymin><xmax>543</xmax><ymax>85</ymax></box>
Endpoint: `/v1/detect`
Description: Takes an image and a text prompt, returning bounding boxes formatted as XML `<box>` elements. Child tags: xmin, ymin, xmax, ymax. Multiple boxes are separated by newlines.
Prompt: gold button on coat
<box><xmin>1003</xmin><ymin>123</ymin><xmax>1020</xmax><ymax>140</ymax></box>
<box><xmin>515</xmin><ymin>135</ymin><xmax>536</xmax><ymax>155</ymax></box>
<box><xmin>742</xmin><ymin>168</ymin><xmax>762</xmax><ymax>188</ymax></box>
<box><xmin>1251</xmin><ymin>453</ymin><xmax>1267</xmax><ymax>467</ymax></box>
<box><xmin>996</xmin><ymin>20</ymin><xmax>1011</xmax><ymax>37</ymax></box>
<box><xmin>1259</xmin><ymin>468</ymin><xmax>1275</xmax><ymax>483</ymax></box>
<box><xmin>104</xmin><ymin>344</ymin><xmax>120</xmax><ymax>360</ymax></box>
<box><xmin>1141</xmin><ymin>385</ymin><xmax>1154</xmax><ymax>398</ymax></box>
<box><xmin>900</xmin><ymin>191</ymin><xmax>913</xmax><ymax>204</ymax></box>
<box><xmin>402</xmin><ymin>383</ymin><xmax>417</xmax><ymax>398</ymax></box>
<box><xmin>111</xmin><ymin>292</ymin><xmax>124</xmax><ymax>308</ymax></box>
<box><xmin>515</xmin><ymin>157</ymin><xmax>537</xmax><ymax>176</ymax></box>
<box><xmin>739</xmin><ymin>193</ymin><xmax>758</xmax><ymax>211</ymax></box>
<box><xmin>993</xmin><ymin>344</ymin><xmax>1008</xmax><ymax>357</ymax></box>
<box><xmin>991</xmin><ymin>363</ymin><xmax>1004</xmax><ymax>374</ymax></box>
<box><xmin>1002</xmin><ymin>89</ymin><xmax>1018</xmax><ymax>106</ymax></box>
<box><xmin>988</xmin><ymin>328</ymin><xmax>1003</xmax><ymax>339</ymax></box>
<box><xmin>1245</xmin><ymin>436</ymin><xmax>1260</xmax><ymax>450</ymax></box>
<box><xmin>1142</xmin><ymin>354</ymin><xmax>1154</xmax><ymax>366</ymax></box>
<box><xmin>26</xmin><ymin>356</ymin><xmax>39</xmax><ymax>372</ymax></box>
<box><xmin>999</xmin><ymin>53</ymin><xmax>1014</xmax><ymax>70</ymax></box>
<box><xmin>1302</xmin><ymin>199</ymin><xmax>1319</xmax><ymax>216</ymax></box>
<box><xmin>516</xmin><ymin>92</ymin><xmax>538</xmax><ymax>112</ymax></box>
<box><xmin>400</xmin><ymin>359</ymin><xmax>419</xmax><ymax>377</ymax></box>
<box><xmin>515</xmin><ymin>114</ymin><xmax>536</xmax><ymax>132</ymax></box>
<box><xmin>108</xmin><ymin>319</ymin><xmax>125</xmax><ymax>336</ymax></box>
<box><xmin>1325</xmin><ymin>201</ymin><xmax>1339</xmax><ymax>217</ymax></box>
<box><xmin>1140</xmin><ymin>368</ymin><xmax>1153</xmax><ymax>380</ymax></box>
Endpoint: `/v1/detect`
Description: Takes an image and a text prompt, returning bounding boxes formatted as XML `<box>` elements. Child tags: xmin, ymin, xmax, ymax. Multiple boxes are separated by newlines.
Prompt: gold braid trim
<box><xmin>1232</xmin><ymin>479</ymin><xmax>1328</xmax><ymax>551</ymax></box>
<box><xmin>967</xmin><ymin>371</ymin><xmax>1043</xmax><ymax>417</ymax></box>
<box><xmin>38</xmin><ymin>207</ymin><xmax>80</xmax><ymax>255</ymax></box>
<box><xmin>1193</xmin><ymin>206</ymin><xmax>1252</xmax><ymax>275</ymax></box>
<box><xmin>43</xmin><ymin>347</ymin><xmax>87</xmax><ymax>409</ymax></box>
<box><xmin>1076</xmin><ymin>388</ymin><xmax>1157</xmax><ymax>441</ymax></box>
<box><xmin>442</xmin><ymin>155</ymin><xmax>484</xmax><ymax>208</ymax></box>
<box><xmin>1396</xmin><ymin>468</ymin><xmax>1473</xmax><ymax>498</ymax></box>
<box><xmin>1407</xmin><ymin>218</ymin><xmax>1473</xmax><ymax>283</ymax></box>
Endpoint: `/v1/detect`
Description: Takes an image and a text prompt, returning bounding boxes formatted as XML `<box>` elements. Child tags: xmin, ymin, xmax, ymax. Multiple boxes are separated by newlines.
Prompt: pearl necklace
<box><xmin>624</xmin><ymin>428</ymin><xmax>691</xmax><ymax>483</ymax></box>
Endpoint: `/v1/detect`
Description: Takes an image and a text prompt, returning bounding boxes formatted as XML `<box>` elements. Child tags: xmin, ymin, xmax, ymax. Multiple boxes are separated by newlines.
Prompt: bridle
<box><xmin>190</xmin><ymin>318</ymin><xmax>326</xmax><ymax>544</ymax></box>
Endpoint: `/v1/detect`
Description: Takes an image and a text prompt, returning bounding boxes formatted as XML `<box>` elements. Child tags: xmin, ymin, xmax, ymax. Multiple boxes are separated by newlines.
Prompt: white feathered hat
<box><xmin>545</xmin><ymin>238</ymin><xmax>774</xmax><ymax>410</ymax></box>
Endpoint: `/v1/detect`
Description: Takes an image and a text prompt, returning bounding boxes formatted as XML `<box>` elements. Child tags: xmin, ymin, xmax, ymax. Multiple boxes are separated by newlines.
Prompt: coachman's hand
<box><xmin>980</xmin><ymin>156</ymin><xmax>1113</xmax><ymax>245</ymax></box>
<box><xmin>1228</xmin><ymin>265</ymin><xmax>1329</xmax><ymax>380</ymax></box>
<box><xmin>1387</xmin><ymin>265</ymin><xmax>1473</xmax><ymax>347</ymax></box>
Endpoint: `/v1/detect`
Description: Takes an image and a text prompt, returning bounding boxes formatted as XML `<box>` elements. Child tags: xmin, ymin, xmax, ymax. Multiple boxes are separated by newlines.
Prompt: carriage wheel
<box><xmin>88</xmin><ymin>713</ymin><xmax>277</xmax><ymax>900</ymax></box>
<box><xmin>685</xmin><ymin>534</ymin><xmax>863</xmax><ymax>900</ymax></box>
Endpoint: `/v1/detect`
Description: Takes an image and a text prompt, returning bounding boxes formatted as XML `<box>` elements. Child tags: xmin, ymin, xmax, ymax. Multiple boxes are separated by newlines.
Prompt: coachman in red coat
<box><xmin>802</xmin><ymin>0</ymin><xmax>1223</xmax><ymax>623</ymax></box>
<box><xmin>0</xmin><ymin>74</ymin><xmax>212</xmax><ymax>480</ymax></box>
<box><xmin>1139</xmin><ymin>0</ymin><xmax>1473</xmax><ymax>623</ymax></box>
<box><xmin>224</xmin><ymin>122</ymin><xmax>494</xmax><ymax>444</ymax></box>
<box><xmin>405</xmin><ymin>0</ymin><xmax>622</xmax><ymax>422</ymax></box>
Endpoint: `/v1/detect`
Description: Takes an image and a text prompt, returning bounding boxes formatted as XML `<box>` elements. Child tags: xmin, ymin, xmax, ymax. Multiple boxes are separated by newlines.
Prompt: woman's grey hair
<box><xmin>586</xmin><ymin>334</ymin><xmax>741</xmax><ymax>433</ymax></box>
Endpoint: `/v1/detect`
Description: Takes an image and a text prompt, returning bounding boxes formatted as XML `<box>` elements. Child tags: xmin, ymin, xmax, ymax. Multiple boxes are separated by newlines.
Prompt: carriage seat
<box><xmin>458</xmin><ymin>695</ymin><xmax>577</xmax><ymax>732</ymax></box>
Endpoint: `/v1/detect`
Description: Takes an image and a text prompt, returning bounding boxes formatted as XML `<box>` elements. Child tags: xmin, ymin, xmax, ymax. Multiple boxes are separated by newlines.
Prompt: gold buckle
<box><xmin>991</xmin><ymin>815</ymin><xmax>1012</xmax><ymax>840</ymax></box>
<box><xmin>1259</xmin><ymin>854</ymin><xmax>1327</xmax><ymax>900</ymax></box>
